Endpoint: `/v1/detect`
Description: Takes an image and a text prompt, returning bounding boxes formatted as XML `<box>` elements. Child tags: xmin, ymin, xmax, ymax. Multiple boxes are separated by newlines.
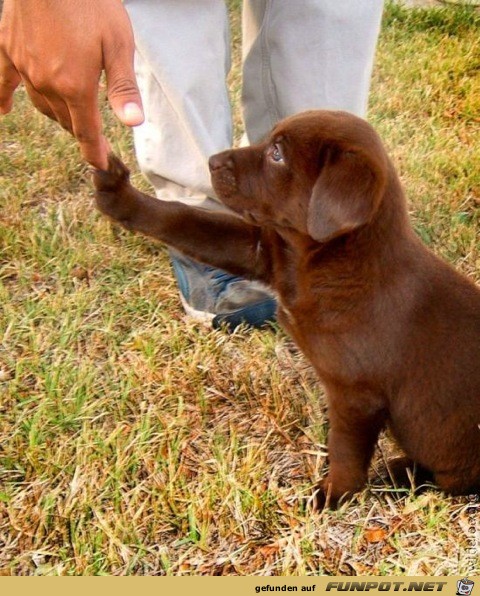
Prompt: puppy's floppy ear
<box><xmin>307</xmin><ymin>146</ymin><xmax>386</xmax><ymax>243</ymax></box>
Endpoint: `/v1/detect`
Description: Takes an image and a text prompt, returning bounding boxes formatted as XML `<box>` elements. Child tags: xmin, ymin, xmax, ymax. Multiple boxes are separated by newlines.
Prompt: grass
<box><xmin>0</xmin><ymin>1</ymin><xmax>479</xmax><ymax>576</ymax></box>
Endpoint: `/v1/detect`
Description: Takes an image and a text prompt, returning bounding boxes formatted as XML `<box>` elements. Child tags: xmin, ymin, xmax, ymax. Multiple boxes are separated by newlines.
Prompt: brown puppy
<box><xmin>94</xmin><ymin>110</ymin><xmax>480</xmax><ymax>508</ymax></box>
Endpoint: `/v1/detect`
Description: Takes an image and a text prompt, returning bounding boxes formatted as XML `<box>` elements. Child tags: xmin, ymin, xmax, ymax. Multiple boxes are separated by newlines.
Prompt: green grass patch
<box><xmin>0</xmin><ymin>1</ymin><xmax>478</xmax><ymax>576</ymax></box>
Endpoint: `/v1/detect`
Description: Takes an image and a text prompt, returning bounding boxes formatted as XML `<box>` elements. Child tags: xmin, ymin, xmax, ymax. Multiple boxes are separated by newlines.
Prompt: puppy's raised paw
<box><xmin>93</xmin><ymin>154</ymin><xmax>137</xmax><ymax>224</ymax></box>
<box><xmin>93</xmin><ymin>153</ymin><xmax>130</xmax><ymax>192</ymax></box>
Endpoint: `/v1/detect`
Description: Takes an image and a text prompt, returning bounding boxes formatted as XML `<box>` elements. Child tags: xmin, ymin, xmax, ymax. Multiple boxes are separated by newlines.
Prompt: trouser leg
<box><xmin>242</xmin><ymin>0</ymin><xmax>384</xmax><ymax>144</ymax></box>
<box><xmin>124</xmin><ymin>0</ymin><xmax>232</xmax><ymax>211</ymax></box>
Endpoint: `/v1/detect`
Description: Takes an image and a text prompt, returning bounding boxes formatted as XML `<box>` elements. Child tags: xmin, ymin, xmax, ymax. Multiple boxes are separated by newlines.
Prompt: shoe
<box><xmin>169</xmin><ymin>249</ymin><xmax>276</xmax><ymax>330</ymax></box>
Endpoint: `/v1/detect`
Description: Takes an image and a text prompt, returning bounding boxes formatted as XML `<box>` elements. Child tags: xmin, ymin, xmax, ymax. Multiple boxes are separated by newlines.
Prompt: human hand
<box><xmin>0</xmin><ymin>0</ymin><xmax>144</xmax><ymax>169</ymax></box>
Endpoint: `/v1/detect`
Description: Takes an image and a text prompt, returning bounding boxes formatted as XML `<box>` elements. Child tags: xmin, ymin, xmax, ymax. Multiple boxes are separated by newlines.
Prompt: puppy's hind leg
<box><xmin>374</xmin><ymin>456</ymin><xmax>435</xmax><ymax>492</ymax></box>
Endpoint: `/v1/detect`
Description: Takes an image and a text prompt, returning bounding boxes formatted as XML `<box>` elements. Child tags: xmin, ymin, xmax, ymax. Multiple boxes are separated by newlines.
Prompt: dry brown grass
<box><xmin>0</xmin><ymin>1</ymin><xmax>479</xmax><ymax>576</ymax></box>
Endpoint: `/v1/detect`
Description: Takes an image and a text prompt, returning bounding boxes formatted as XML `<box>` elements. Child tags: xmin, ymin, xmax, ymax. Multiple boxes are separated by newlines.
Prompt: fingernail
<box><xmin>123</xmin><ymin>102</ymin><xmax>144</xmax><ymax>125</ymax></box>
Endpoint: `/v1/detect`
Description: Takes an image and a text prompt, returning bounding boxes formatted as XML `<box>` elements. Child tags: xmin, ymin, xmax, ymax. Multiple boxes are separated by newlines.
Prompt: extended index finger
<box><xmin>68</xmin><ymin>93</ymin><xmax>109</xmax><ymax>169</ymax></box>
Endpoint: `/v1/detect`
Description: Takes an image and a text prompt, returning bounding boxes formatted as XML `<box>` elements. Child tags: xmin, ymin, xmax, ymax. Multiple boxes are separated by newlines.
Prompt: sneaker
<box><xmin>169</xmin><ymin>249</ymin><xmax>276</xmax><ymax>330</ymax></box>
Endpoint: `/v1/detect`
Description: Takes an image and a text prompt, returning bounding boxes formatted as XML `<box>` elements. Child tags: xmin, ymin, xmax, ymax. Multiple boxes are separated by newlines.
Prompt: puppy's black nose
<box><xmin>209</xmin><ymin>152</ymin><xmax>233</xmax><ymax>171</ymax></box>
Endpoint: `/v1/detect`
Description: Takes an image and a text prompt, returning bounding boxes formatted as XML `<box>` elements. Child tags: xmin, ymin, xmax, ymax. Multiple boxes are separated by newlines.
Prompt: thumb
<box><xmin>104</xmin><ymin>43</ymin><xmax>144</xmax><ymax>127</ymax></box>
<box><xmin>102</xmin><ymin>4</ymin><xmax>144</xmax><ymax>127</ymax></box>
<box><xmin>0</xmin><ymin>47</ymin><xmax>21</xmax><ymax>115</ymax></box>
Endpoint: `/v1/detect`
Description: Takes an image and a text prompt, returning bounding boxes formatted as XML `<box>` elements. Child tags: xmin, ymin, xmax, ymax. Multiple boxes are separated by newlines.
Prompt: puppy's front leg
<box><xmin>314</xmin><ymin>389</ymin><xmax>387</xmax><ymax>510</ymax></box>
<box><xmin>93</xmin><ymin>155</ymin><xmax>272</xmax><ymax>284</ymax></box>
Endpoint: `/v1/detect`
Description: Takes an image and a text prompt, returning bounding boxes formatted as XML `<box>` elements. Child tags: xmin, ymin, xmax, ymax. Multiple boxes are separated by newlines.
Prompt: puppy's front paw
<box><xmin>93</xmin><ymin>154</ymin><xmax>136</xmax><ymax>224</ymax></box>
<box><xmin>310</xmin><ymin>476</ymin><xmax>362</xmax><ymax>512</ymax></box>
<box><xmin>311</xmin><ymin>480</ymin><xmax>339</xmax><ymax>512</ymax></box>
<box><xmin>93</xmin><ymin>153</ymin><xmax>130</xmax><ymax>192</ymax></box>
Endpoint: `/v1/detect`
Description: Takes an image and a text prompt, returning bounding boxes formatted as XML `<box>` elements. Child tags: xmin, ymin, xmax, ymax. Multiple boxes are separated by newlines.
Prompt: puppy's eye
<box><xmin>270</xmin><ymin>143</ymin><xmax>284</xmax><ymax>163</ymax></box>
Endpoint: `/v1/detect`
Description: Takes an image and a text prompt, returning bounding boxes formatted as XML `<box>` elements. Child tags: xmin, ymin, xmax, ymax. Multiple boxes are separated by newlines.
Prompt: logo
<box><xmin>457</xmin><ymin>579</ymin><xmax>475</xmax><ymax>596</ymax></box>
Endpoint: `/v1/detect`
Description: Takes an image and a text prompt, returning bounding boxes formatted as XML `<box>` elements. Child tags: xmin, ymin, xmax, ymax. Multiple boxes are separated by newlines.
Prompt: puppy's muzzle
<box><xmin>209</xmin><ymin>152</ymin><xmax>237</xmax><ymax>199</ymax></box>
<box><xmin>209</xmin><ymin>152</ymin><xmax>234</xmax><ymax>172</ymax></box>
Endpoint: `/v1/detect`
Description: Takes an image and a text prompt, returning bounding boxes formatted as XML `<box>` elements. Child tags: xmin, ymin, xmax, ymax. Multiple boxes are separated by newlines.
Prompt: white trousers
<box><xmin>124</xmin><ymin>0</ymin><xmax>384</xmax><ymax>211</ymax></box>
